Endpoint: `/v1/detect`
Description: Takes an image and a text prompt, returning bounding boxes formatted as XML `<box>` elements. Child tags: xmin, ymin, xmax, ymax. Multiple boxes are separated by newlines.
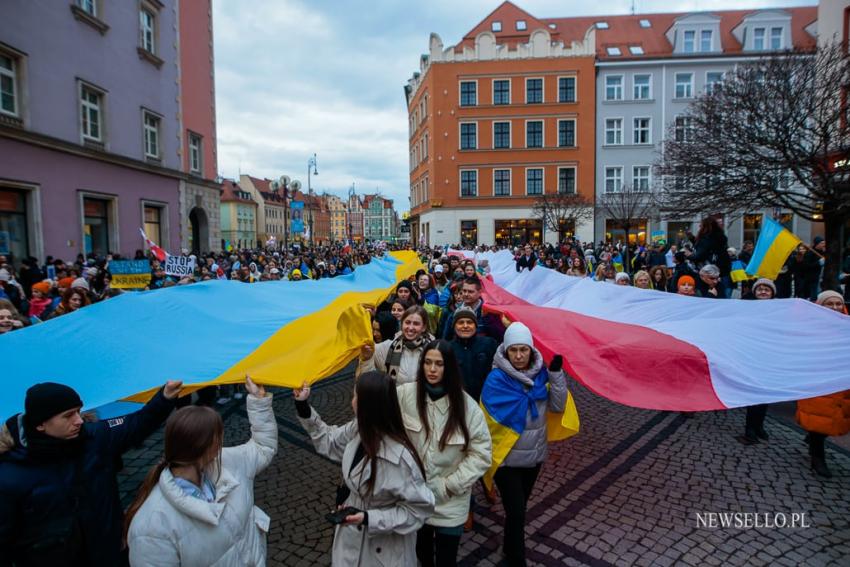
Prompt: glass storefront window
<box><xmin>0</xmin><ymin>189</ymin><xmax>27</xmax><ymax>262</ymax></box>
<box><xmin>605</xmin><ymin>218</ymin><xmax>648</xmax><ymax>245</ymax></box>
<box><xmin>667</xmin><ymin>221</ymin><xmax>692</xmax><ymax>245</ymax></box>
<box><xmin>460</xmin><ymin>220</ymin><xmax>478</xmax><ymax>247</ymax></box>
<box><xmin>84</xmin><ymin>197</ymin><xmax>110</xmax><ymax>256</ymax></box>
<box><xmin>494</xmin><ymin>219</ymin><xmax>543</xmax><ymax>247</ymax></box>
<box><xmin>743</xmin><ymin>213</ymin><xmax>763</xmax><ymax>244</ymax></box>
<box><xmin>558</xmin><ymin>219</ymin><xmax>575</xmax><ymax>243</ymax></box>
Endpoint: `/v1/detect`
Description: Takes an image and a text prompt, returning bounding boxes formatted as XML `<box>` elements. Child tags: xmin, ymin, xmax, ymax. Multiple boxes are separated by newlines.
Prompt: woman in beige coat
<box><xmin>360</xmin><ymin>305</ymin><xmax>434</xmax><ymax>384</ymax></box>
<box><xmin>294</xmin><ymin>371</ymin><xmax>435</xmax><ymax>566</ymax></box>
<box><xmin>397</xmin><ymin>339</ymin><xmax>492</xmax><ymax>567</ymax></box>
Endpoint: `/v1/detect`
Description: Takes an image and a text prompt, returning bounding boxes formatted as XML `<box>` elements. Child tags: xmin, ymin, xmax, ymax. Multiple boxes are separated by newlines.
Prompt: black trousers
<box><xmin>494</xmin><ymin>464</ymin><xmax>542</xmax><ymax>567</ymax></box>
<box><xmin>745</xmin><ymin>404</ymin><xmax>768</xmax><ymax>434</ymax></box>
<box><xmin>810</xmin><ymin>432</ymin><xmax>827</xmax><ymax>460</ymax></box>
<box><xmin>416</xmin><ymin>524</ymin><xmax>461</xmax><ymax>567</ymax></box>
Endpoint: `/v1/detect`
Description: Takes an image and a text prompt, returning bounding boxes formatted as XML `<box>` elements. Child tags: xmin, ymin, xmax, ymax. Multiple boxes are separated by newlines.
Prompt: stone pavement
<box><xmin>118</xmin><ymin>366</ymin><xmax>850</xmax><ymax>566</ymax></box>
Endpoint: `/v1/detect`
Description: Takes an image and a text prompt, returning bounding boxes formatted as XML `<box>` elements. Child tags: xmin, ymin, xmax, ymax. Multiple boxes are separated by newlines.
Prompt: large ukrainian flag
<box><xmin>0</xmin><ymin>251</ymin><xmax>422</xmax><ymax>417</ymax></box>
<box><xmin>745</xmin><ymin>217</ymin><xmax>801</xmax><ymax>280</ymax></box>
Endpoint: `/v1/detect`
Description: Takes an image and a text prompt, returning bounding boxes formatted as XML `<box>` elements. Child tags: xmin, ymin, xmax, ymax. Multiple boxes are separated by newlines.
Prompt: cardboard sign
<box><xmin>165</xmin><ymin>255</ymin><xmax>196</xmax><ymax>277</ymax></box>
<box><xmin>110</xmin><ymin>260</ymin><xmax>151</xmax><ymax>289</ymax></box>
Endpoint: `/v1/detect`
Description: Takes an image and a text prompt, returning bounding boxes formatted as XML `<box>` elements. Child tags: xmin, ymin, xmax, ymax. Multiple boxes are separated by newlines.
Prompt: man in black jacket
<box><xmin>449</xmin><ymin>307</ymin><xmax>497</xmax><ymax>402</ymax></box>
<box><xmin>515</xmin><ymin>244</ymin><xmax>537</xmax><ymax>272</ymax></box>
<box><xmin>0</xmin><ymin>380</ymin><xmax>181</xmax><ymax>567</ymax></box>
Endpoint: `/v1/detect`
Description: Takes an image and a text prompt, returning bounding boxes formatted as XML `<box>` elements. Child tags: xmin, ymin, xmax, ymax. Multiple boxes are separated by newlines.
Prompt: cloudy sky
<box><xmin>212</xmin><ymin>0</ymin><xmax>816</xmax><ymax>212</ymax></box>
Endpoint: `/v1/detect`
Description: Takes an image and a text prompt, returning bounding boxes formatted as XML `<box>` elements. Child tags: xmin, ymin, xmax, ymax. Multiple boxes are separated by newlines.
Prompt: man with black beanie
<box><xmin>0</xmin><ymin>380</ymin><xmax>182</xmax><ymax>567</ymax></box>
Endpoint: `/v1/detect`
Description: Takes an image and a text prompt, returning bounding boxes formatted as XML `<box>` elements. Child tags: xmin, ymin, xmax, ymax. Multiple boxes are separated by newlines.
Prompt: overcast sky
<box><xmin>212</xmin><ymin>0</ymin><xmax>816</xmax><ymax>212</ymax></box>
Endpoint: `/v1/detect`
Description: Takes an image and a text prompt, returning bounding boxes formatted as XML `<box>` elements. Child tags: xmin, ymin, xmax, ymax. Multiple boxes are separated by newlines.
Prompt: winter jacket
<box><xmin>127</xmin><ymin>394</ymin><xmax>278</xmax><ymax>567</ymax></box>
<box><xmin>0</xmin><ymin>389</ymin><xmax>176</xmax><ymax>567</ymax></box>
<box><xmin>690</xmin><ymin>231</ymin><xmax>731</xmax><ymax>277</ymax></box>
<box><xmin>796</xmin><ymin>392</ymin><xmax>850</xmax><ymax>437</ymax></box>
<box><xmin>396</xmin><ymin>383</ymin><xmax>491</xmax><ymax>527</ymax></box>
<box><xmin>483</xmin><ymin>346</ymin><xmax>567</xmax><ymax>468</ymax></box>
<box><xmin>515</xmin><ymin>254</ymin><xmax>537</xmax><ymax>272</ymax></box>
<box><xmin>441</xmin><ymin>302</ymin><xmax>505</xmax><ymax>343</ymax></box>
<box><xmin>298</xmin><ymin>408</ymin><xmax>435</xmax><ymax>567</ymax></box>
<box><xmin>450</xmin><ymin>335</ymin><xmax>498</xmax><ymax>402</ymax></box>
<box><xmin>360</xmin><ymin>336</ymin><xmax>427</xmax><ymax>384</ymax></box>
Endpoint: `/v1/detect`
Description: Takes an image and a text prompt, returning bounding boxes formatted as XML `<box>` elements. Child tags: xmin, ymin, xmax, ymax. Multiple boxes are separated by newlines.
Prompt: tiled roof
<box><xmin>221</xmin><ymin>179</ymin><xmax>254</xmax><ymax>204</ymax></box>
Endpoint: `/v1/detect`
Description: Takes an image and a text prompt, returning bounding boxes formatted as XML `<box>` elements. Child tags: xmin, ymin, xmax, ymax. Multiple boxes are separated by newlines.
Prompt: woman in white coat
<box><xmin>294</xmin><ymin>370</ymin><xmax>435</xmax><ymax>566</ymax></box>
<box><xmin>397</xmin><ymin>339</ymin><xmax>492</xmax><ymax>567</ymax></box>
<box><xmin>360</xmin><ymin>305</ymin><xmax>434</xmax><ymax>384</ymax></box>
<box><xmin>126</xmin><ymin>376</ymin><xmax>277</xmax><ymax>566</ymax></box>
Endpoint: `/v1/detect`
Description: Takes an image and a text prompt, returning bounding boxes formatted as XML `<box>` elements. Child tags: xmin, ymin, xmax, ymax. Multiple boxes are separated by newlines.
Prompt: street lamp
<box><xmin>307</xmin><ymin>153</ymin><xmax>318</xmax><ymax>246</ymax></box>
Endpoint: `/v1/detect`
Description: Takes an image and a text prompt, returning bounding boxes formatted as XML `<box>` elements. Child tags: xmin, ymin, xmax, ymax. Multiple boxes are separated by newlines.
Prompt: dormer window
<box><xmin>629</xmin><ymin>45</ymin><xmax>644</xmax><ymax>55</ymax></box>
<box><xmin>753</xmin><ymin>27</ymin><xmax>765</xmax><ymax>50</ymax></box>
<box><xmin>516</xmin><ymin>20</ymin><xmax>527</xmax><ymax>31</ymax></box>
<box><xmin>700</xmin><ymin>30</ymin><xmax>712</xmax><ymax>51</ymax></box>
<box><xmin>683</xmin><ymin>30</ymin><xmax>695</xmax><ymax>53</ymax></box>
<box><xmin>639</xmin><ymin>19</ymin><xmax>651</xmax><ymax>28</ymax></box>
<box><xmin>606</xmin><ymin>46</ymin><xmax>622</xmax><ymax>56</ymax></box>
<box><xmin>492</xmin><ymin>21</ymin><xmax>502</xmax><ymax>32</ymax></box>
<box><xmin>548</xmin><ymin>23</ymin><xmax>556</xmax><ymax>29</ymax></box>
<box><xmin>770</xmin><ymin>27</ymin><xmax>782</xmax><ymax>49</ymax></box>
<box><xmin>596</xmin><ymin>21</ymin><xmax>609</xmax><ymax>30</ymax></box>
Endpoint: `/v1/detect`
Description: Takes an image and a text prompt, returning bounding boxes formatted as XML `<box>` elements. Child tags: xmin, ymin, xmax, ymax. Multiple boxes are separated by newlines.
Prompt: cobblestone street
<box><xmin>118</xmin><ymin>365</ymin><xmax>850</xmax><ymax>566</ymax></box>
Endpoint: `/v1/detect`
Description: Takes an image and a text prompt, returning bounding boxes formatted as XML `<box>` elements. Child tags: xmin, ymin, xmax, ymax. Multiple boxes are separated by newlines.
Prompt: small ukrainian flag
<box><xmin>745</xmin><ymin>218</ymin><xmax>802</xmax><ymax>280</ymax></box>
<box><xmin>730</xmin><ymin>260</ymin><xmax>751</xmax><ymax>283</ymax></box>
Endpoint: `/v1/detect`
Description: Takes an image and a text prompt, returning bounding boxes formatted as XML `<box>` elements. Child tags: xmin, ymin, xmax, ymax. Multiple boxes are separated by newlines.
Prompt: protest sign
<box><xmin>165</xmin><ymin>255</ymin><xmax>196</xmax><ymax>277</ymax></box>
<box><xmin>110</xmin><ymin>260</ymin><xmax>151</xmax><ymax>289</ymax></box>
<box><xmin>651</xmin><ymin>230</ymin><xmax>667</xmax><ymax>245</ymax></box>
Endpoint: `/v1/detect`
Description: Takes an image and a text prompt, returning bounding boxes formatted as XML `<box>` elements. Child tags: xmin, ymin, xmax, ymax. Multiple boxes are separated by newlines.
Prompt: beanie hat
<box><xmin>752</xmin><ymin>278</ymin><xmax>776</xmax><ymax>296</ymax></box>
<box><xmin>816</xmin><ymin>290</ymin><xmax>844</xmax><ymax>306</ymax></box>
<box><xmin>503</xmin><ymin>322</ymin><xmax>533</xmax><ymax>349</ymax></box>
<box><xmin>396</xmin><ymin>280</ymin><xmax>413</xmax><ymax>292</ymax></box>
<box><xmin>813</xmin><ymin>236</ymin><xmax>824</xmax><ymax>246</ymax></box>
<box><xmin>84</xmin><ymin>267</ymin><xmax>98</xmax><ymax>278</ymax></box>
<box><xmin>58</xmin><ymin>277</ymin><xmax>75</xmax><ymax>289</ymax></box>
<box><xmin>71</xmin><ymin>277</ymin><xmax>90</xmax><ymax>291</ymax></box>
<box><xmin>452</xmin><ymin>306</ymin><xmax>478</xmax><ymax>326</ymax></box>
<box><xmin>25</xmin><ymin>382</ymin><xmax>83</xmax><ymax>428</ymax></box>
<box><xmin>31</xmin><ymin>281</ymin><xmax>51</xmax><ymax>295</ymax></box>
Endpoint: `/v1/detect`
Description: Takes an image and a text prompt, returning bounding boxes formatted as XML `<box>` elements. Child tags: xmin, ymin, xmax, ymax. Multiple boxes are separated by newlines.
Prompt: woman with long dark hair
<box><xmin>126</xmin><ymin>377</ymin><xmax>277</xmax><ymax>566</ymax></box>
<box><xmin>360</xmin><ymin>305</ymin><xmax>434</xmax><ymax>384</ymax></box>
<box><xmin>395</xmin><ymin>340</ymin><xmax>491</xmax><ymax>567</ymax></box>
<box><xmin>294</xmin><ymin>371</ymin><xmax>435</xmax><ymax>566</ymax></box>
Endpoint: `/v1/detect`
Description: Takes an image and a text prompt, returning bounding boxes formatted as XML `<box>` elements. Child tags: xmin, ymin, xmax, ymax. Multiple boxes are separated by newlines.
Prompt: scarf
<box><xmin>425</xmin><ymin>382</ymin><xmax>446</xmax><ymax>401</ymax></box>
<box><xmin>13</xmin><ymin>414</ymin><xmax>86</xmax><ymax>463</ymax></box>
<box><xmin>28</xmin><ymin>296</ymin><xmax>52</xmax><ymax>318</ymax></box>
<box><xmin>385</xmin><ymin>332</ymin><xmax>433</xmax><ymax>380</ymax></box>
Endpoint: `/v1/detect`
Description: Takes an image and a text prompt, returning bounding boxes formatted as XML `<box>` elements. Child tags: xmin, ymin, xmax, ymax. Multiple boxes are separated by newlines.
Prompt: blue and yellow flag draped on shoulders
<box><xmin>480</xmin><ymin>368</ymin><xmax>580</xmax><ymax>489</ymax></box>
<box><xmin>0</xmin><ymin>252</ymin><xmax>422</xmax><ymax>418</ymax></box>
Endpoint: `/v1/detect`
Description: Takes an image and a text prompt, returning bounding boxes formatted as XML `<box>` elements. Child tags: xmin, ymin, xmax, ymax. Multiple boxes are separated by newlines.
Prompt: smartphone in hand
<box><xmin>325</xmin><ymin>506</ymin><xmax>362</xmax><ymax>525</ymax></box>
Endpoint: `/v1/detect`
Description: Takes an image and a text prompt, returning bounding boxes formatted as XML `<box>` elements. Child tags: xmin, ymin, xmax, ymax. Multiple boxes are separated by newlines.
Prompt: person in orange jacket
<box><xmin>796</xmin><ymin>290</ymin><xmax>850</xmax><ymax>478</ymax></box>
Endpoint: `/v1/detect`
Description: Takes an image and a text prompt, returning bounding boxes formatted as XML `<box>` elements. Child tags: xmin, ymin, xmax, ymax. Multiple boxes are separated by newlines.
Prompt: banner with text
<box><xmin>165</xmin><ymin>255</ymin><xmax>196</xmax><ymax>277</ymax></box>
<box><xmin>109</xmin><ymin>260</ymin><xmax>151</xmax><ymax>289</ymax></box>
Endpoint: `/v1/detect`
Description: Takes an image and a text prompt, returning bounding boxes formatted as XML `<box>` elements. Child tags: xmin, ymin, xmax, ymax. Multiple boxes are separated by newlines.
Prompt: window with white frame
<box><xmin>140</xmin><ymin>8</ymin><xmax>156</xmax><ymax>54</ymax></box>
<box><xmin>80</xmin><ymin>84</ymin><xmax>103</xmax><ymax>141</ymax></box>
<box><xmin>674</xmin><ymin>116</ymin><xmax>693</xmax><ymax>142</ymax></box>
<box><xmin>516</xmin><ymin>20</ymin><xmax>527</xmax><ymax>31</ymax></box>
<box><xmin>460</xmin><ymin>122</ymin><xmax>477</xmax><ymax>150</ymax></box>
<box><xmin>526</xmin><ymin>168</ymin><xmax>543</xmax><ymax>195</ymax></box>
<box><xmin>0</xmin><ymin>52</ymin><xmax>19</xmax><ymax>117</ymax></box>
<box><xmin>143</xmin><ymin>110</ymin><xmax>161</xmax><ymax>159</ymax></box>
<box><xmin>460</xmin><ymin>170</ymin><xmax>477</xmax><ymax>197</ymax></box>
<box><xmin>605</xmin><ymin>167</ymin><xmax>623</xmax><ymax>193</ymax></box>
<box><xmin>674</xmin><ymin>73</ymin><xmax>693</xmax><ymax>99</ymax></box>
<box><xmin>683</xmin><ymin>30</ymin><xmax>695</xmax><ymax>53</ymax></box>
<box><xmin>633</xmin><ymin>166</ymin><xmax>650</xmax><ymax>192</ymax></box>
<box><xmin>460</xmin><ymin>81</ymin><xmax>477</xmax><ymax>106</ymax></box>
<box><xmin>705</xmin><ymin>72</ymin><xmax>724</xmax><ymax>94</ymax></box>
<box><xmin>770</xmin><ymin>27</ymin><xmax>782</xmax><ymax>50</ymax></box>
<box><xmin>559</xmin><ymin>77</ymin><xmax>576</xmax><ymax>103</ymax></box>
<box><xmin>558</xmin><ymin>119</ymin><xmax>575</xmax><ymax>147</ymax></box>
<box><xmin>629</xmin><ymin>46</ymin><xmax>644</xmax><ymax>55</ymax></box>
<box><xmin>605</xmin><ymin>118</ymin><xmax>622</xmax><ymax>145</ymax></box>
<box><xmin>633</xmin><ymin>74</ymin><xmax>650</xmax><ymax>99</ymax></box>
<box><xmin>77</xmin><ymin>0</ymin><xmax>96</xmax><ymax>16</ymax></box>
<box><xmin>753</xmin><ymin>27</ymin><xmax>765</xmax><ymax>50</ymax></box>
<box><xmin>558</xmin><ymin>167</ymin><xmax>576</xmax><ymax>194</ymax></box>
<box><xmin>189</xmin><ymin>132</ymin><xmax>202</xmax><ymax>173</ymax></box>
<box><xmin>494</xmin><ymin>169</ymin><xmax>511</xmax><ymax>196</ymax></box>
<box><xmin>606</xmin><ymin>47</ymin><xmax>622</xmax><ymax>56</ymax></box>
<box><xmin>700</xmin><ymin>30</ymin><xmax>712</xmax><ymax>52</ymax></box>
<box><xmin>633</xmin><ymin>117</ymin><xmax>651</xmax><ymax>144</ymax></box>
<box><xmin>526</xmin><ymin>78</ymin><xmax>543</xmax><ymax>104</ymax></box>
<box><xmin>605</xmin><ymin>75</ymin><xmax>623</xmax><ymax>100</ymax></box>
<box><xmin>493</xmin><ymin>121</ymin><xmax>510</xmax><ymax>149</ymax></box>
<box><xmin>493</xmin><ymin>80</ymin><xmax>510</xmax><ymax>105</ymax></box>
<box><xmin>526</xmin><ymin>120</ymin><xmax>543</xmax><ymax>148</ymax></box>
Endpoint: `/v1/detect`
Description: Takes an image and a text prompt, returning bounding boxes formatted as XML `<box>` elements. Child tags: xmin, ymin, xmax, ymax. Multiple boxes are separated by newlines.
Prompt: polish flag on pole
<box><xmin>139</xmin><ymin>228</ymin><xmax>168</xmax><ymax>262</ymax></box>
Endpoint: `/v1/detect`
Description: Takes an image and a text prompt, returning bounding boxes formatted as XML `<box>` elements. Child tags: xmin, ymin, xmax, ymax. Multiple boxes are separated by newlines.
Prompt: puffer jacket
<box><xmin>127</xmin><ymin>394</ymin><xmax>278</xmax><ymax>567</ymax></box>
<box><xmin>360</xmin><ymin>334</ymin><xmax>427</xmax><ymax>384</ymax></box>
<box><xmin>796</xmin><ymin>391</ymin><xmax>850</xmax><ymax>437</ymax></box>
<box><xmin>396</xmin><ymin>383</ymin><xmax>491</xmax><ymax>527</ymax></box>
<box><xmin>487</xmin><ymin>345</ymin><xmax>567</xmax><ymax>468</ymax></box>
<box><xmin>298</xmin><ymin>408</ymin><xmax>435</xmax><ymax>567</ymax></box>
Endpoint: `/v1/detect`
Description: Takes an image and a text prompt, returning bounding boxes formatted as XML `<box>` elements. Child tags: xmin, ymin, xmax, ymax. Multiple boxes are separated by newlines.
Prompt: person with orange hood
<box><xmin>796</xmin><ymin>290</ymin><xmax>850</xmax><ymax>478</ymax></box>
<box><xmin>28</xmin><ymin>281</ymin><xmax>54</xmax><ymax>319</ymax></box>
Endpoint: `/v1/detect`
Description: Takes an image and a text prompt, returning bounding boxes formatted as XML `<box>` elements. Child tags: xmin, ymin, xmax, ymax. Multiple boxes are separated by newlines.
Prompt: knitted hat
<box><xmin>752</xmin><ymin>278</ymin><xmax>776</xmax><ymax>297</ymax></box>
<box><xmin>396</xmin><ymin>280</ymin><xmax>414</xmax><ymax>292</ymax></box>
<box><xmin>813</xmin><ymin>236</ymin><xmax>824</xmax><ymax>246</ymax></box>
<box><xmin>58</xmin><ymin>277</ymin><xmax>75</xmax><ymax>289</ymax></box>
<box><xmin>84</xmin><ymin>267</ymin><xmax>98</xmax><ymax>278</ymax></box>
<box><xmin>24</xmin><ymin>382</ymin><xmax>83</xmax><ymax>428</ymax></box>
<box><xmin>452</xmin><ymin>306</ymin><xmax>478</xmax><ymax>326</ymax></box>
<box><xmin>816</xmin><ymin>290</ymin><xmax>844</xmax><ymax>306</ymax></box>
<box><xmin>31</xmin><ymin>281</ymin><xmax>51</xmax><ymax>295</ymax></box>
<box><xmin>503</xmin><ymin>322</ymin><xmax>533</xmax><ymax>349</ymax></box>
<box><xmin>71</xmin><ymin>278</ymin><xmax>90</xmax><ymax>291</ymax></box>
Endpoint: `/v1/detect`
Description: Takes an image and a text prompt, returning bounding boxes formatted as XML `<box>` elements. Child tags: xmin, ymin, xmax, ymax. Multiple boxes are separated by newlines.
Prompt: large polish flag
<box><xmin>468</xmin><ymin>250</ymin><xmax>850</xmax><ymax>411</ymax></box>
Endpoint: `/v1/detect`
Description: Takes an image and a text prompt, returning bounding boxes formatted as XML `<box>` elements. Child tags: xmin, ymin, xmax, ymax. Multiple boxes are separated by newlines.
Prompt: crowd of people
<box><xmin>1</xmin><ymin>218</ymin><xmax>849</xmax><ymax>566</ymax></box>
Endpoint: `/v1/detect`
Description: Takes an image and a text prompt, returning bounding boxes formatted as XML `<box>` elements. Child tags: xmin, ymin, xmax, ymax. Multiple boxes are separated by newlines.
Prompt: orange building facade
<box><xmin>406</xmin><ymin>3</ymin><xmax>597</xmax><ymax>247</ymax></box>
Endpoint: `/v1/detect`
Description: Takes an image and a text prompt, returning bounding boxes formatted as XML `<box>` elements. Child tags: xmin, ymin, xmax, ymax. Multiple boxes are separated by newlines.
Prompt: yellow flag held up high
<box><xmin>745</xmin><ymin>217</ymin><xmax>802</xmax><ymax>280</ymax></box>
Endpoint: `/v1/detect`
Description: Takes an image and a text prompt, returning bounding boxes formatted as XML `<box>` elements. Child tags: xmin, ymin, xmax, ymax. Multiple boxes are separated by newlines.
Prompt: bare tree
<box><xmin>596</xmin><ymin>183</ymin><xmax>658</xmax><ymax>270</ymax></box>
<box><xmin>532</xmin><ymin>192</ymin><xmax>594</xmax><ymax>243</ymax></box>
<box><xmin>656</xmin><ymin>43</ymin><xmax>850</xmax><ymax>288</ymax></box>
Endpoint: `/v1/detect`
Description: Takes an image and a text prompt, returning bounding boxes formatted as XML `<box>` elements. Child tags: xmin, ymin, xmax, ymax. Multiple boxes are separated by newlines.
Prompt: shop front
<box><xmin>494</xmin><ymin>219</ymin><xmax>543</xmax><ymax>247</ymax></box>
<box><xmin>605</xmin><ymin>218</ymin><xmax>647</xmax><ymax>245</ymax></box>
